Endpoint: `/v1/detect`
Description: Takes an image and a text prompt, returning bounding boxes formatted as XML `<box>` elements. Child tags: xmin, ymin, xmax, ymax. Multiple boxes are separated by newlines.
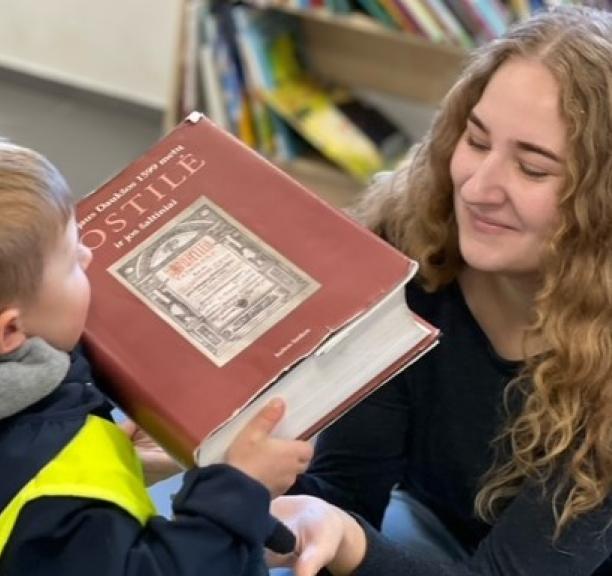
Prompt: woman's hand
<box><xmin>120</xmin><ymin>419</ymin><xmax>183</xmax><ymax>485</ymax></box>
<box><xmin>268</xmin><ymin>495</ymin><xmax>367</xmax><ymax>576</ymax></box>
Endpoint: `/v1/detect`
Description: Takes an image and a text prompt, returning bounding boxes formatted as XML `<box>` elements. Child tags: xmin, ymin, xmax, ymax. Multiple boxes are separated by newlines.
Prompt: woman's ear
<box><xmin>0</xmin><ymin>308</ymin><xmax>26</xmax><ymax>355</ymax></box>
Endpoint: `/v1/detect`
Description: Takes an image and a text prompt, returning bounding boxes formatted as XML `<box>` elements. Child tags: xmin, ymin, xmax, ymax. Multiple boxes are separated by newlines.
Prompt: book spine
<box><xmin>422</xmin><ymin>0</ymin><xmax>475</xmax><ymax>48</ymax></box>
<box><xmin>508</xmin><ymin>0</ymin><xmax>531</xmax><ymax>21</ymax></box>
<box><xmin>215</xmin><ymin>5</ymin><xmax>259</xmax><ymax>147</ymax></box>
<box><xmin>354</xmin><ymin>0</ymin><xmax>400</xmax><ymax>29</ymax></box>
<box><xmin>179</xmin><ymin>0</ymin><xmax>202</xmax><ymax>117</ymax></box>
<box><xmin>528</xmin><ymin>0</ymin><xmax>547</xmax><ymax>13</ymax></box>
<box><xmin>472</xmin><ymin>0</ymin><xmax>509</xmax><ymax>38</ymax></box>
<box><xmin>444</xmin><ymin>0</ymin><xmax>492</xmax><ymax>42</ymax></box>
<box><xmin>394</xmin><ymin>0</ymin><xmax>447</xmax><ymax>42</ymax></box>
<box><xmin>332</xmin><ymin>0</ymin><xmax>352</xmax><ymax>13</ymax></box>
<box><xmin>379</xmin><ymin>0</ymin><xmax>420</xmax><ymax>32</ymax></box>
<box><xmin>232</xmin><ymin>6</ymin><xmax>281</xmax><ymax>157</ymax></box>
<box><xmin>199</xmin><ymin>12</ymin><xmax>230</xmax><ymax>129</ymax></box>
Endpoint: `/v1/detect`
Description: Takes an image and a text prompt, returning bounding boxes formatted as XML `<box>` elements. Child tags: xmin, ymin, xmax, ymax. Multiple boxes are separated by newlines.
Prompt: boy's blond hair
<box><xmin>0</xmin><ymin>142</ymin><xmax>73</xmax><ymax>309</ymax></box>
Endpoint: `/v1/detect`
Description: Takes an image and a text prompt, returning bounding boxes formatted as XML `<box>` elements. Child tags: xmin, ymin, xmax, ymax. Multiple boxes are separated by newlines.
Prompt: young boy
<box><xmin>0</xmin><ymin>141</ymin><xmax>313</xmax><ymax>575</ymax></box>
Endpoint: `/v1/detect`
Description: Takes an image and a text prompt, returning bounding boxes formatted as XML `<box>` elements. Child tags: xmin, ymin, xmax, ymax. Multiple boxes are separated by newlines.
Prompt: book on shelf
<box><xmin>379</xmin><ymin>0</ymin><xmax>420</xmax><ymax>33</ymax></box>
<box><xmin>77</xmin><ymin>112</ymin><xmax>439</xmax><ymax>468</ymax></box>
<box><xmin>444</xmin><ymin>0</ymin><xmax>508</xmax><ymax>42</ymax></box>
<box><xmin>508</xmin><ymin>0</ymin><xmax>530</xmax><ymax>20</ymax></box>
<box><xmin>470</xmin><ymin>0</ymin><xmax>510</xmax><ymax>38</ymax></box>
<box><xmin>394</xmin><ymin>0</ymin><xmax>447</xmax><ymax>42</ymax></box>
<box><xmin>353</xmin><ymin>0</ymin><xmax>401</xmax><ymax>28</ymax></box>
<box><xmin>199</xmin><ymin>3</ymin><xmax>229</xmax><ymax>130</ymax></box>
<box><xmin>177</xmin><ymin>0</ymin><xmax>203</xmax><ymax>119</ymax></box>
<box><xmin>422</xmin><ymin>0</ymin><xmax>475</xmax><ymax>48</ymax></box>
<box><xmin>261</xmin><ymin>78</ymin><xmax>411</xmax><ymax>183</ymax></box>
<box><xmin>242</xmin><ymin>0</ymin><xmax>530</xmax><ymax>43</ymax></box>
<box><xmin>328</xmin><ymin>0</ymin><xmax>353</xmax><ymax>14</ymax></box>
<box><xmin>332</xmin><ymin>89</ymin><xmax>412</xmax><ymax>165</ymax></box>
<box><xmin>231</xmin><ymin>4</ymin><xmax>303</xmax><ymax>161</ymax></box>
<box><xmin>198</xmin><ymin>4</ymin><xmax>411</xmax><ymax>183</ymax></box>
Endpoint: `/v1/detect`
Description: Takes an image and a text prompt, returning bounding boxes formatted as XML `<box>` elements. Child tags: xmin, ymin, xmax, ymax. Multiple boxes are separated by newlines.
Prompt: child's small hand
<box><xmin>120</xmin><ymin>419</ymin><xmax>183</xmax><ymax>485</ymax></box>
<box><xmin>225</xmin><ymin>398</ymin><xmax>313</xmax><ymax>497</ymax></box>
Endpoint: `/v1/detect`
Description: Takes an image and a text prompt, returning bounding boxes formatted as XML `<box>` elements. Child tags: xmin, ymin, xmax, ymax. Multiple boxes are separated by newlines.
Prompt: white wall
<box><xmin>0</xmin><ymin>0</ymin><xmax>182</xmax><ymax>109</ymax></box>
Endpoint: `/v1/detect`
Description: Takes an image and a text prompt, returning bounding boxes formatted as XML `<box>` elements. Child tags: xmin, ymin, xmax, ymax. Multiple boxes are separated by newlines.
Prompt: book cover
<box><xmin>260</xmin><ymin>78</ymin><xmax>399</xmax><ymax>182</ymax></box>
<box><xmin>332</xmin><ymin>90</ymin><xmax>412</xmax><ymax>164</ymax></box>
<box><xmin>77</xmin><ymin>112</ymin><xmax>438</xmax><ymax>466</ymax></box>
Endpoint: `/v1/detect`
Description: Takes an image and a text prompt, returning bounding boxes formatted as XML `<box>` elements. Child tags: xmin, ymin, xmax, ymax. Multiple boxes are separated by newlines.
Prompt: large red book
<box><xmin>77</xmin><ymin>112</ymin><xmax>438</xmax><ymax>467</ymax></box>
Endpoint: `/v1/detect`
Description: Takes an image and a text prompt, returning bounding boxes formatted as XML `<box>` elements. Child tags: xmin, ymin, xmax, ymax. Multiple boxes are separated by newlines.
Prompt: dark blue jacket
<box><xmin>0</xmin><ymin>350</ymin><xmax>277</xmax><ymax>575</ymax></box>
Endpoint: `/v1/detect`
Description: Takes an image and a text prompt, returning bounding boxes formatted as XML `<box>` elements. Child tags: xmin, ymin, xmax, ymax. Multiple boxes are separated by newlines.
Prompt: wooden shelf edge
<box><xmin>247</xmin><ymin>2</ymin><xmax>465</xmax><ymax>59</ymax></box>
<box><xmin>244</xmin><ymin>2</ymin><xmax>467</xmax><ymax>104</ymax></box>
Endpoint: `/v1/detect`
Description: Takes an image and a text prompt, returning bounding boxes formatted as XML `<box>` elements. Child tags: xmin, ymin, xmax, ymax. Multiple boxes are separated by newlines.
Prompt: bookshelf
<box><xmin>256</xmin><ymin>6</ymin><xmax>466</xmax><ymax>105</ymax></box>
<box><xmin>167</xmin><ymin>2</ymin><xmax>467</xmax><ymax>206</ymax></box>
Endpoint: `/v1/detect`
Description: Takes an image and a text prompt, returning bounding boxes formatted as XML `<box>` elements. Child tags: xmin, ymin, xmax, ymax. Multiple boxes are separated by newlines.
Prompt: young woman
<box><xmin>270</xmin><ymin>6</ymin><xmax>612</xmax><ymax>576</ymax></box>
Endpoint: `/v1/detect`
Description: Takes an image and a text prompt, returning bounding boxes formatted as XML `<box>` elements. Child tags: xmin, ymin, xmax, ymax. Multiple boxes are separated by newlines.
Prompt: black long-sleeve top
<box><xmin>291</xmin><ymin>281</ymin><xmax>612</xmax><ymax>575</ymax></box>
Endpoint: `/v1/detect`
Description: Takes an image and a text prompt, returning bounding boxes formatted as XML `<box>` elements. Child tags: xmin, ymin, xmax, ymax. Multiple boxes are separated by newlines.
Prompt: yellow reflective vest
<box><xmin>0</xmin><ymin>415</ymin><xmax>156</xmax><ymax>556</ymax></box>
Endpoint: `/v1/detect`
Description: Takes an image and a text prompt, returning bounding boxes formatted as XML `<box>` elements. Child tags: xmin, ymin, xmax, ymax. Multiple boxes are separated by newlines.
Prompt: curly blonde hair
<box><xmin>353</xmin><ymin>6</ymin><xmax>612</xmax><ymax>538</ymax></box>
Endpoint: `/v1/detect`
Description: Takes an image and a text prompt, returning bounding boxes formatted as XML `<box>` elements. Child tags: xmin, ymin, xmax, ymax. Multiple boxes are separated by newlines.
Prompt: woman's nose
<box><xmin>461</xmin><ymin>153</ymin><xmax>507</xmax><ymax>205</ymax></box>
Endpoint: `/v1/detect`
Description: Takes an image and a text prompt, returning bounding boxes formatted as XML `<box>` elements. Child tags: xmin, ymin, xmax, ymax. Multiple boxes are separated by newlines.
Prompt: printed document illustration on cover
<box><xmin>110</xmin><ymin>197</ymin><xmax>320</xmax><ymax>367</ymax></box>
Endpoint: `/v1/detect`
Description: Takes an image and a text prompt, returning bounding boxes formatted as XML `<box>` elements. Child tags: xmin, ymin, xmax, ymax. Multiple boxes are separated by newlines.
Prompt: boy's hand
<box><xmin>120</xmin><ymin>419</ymin><xmax>183</xmax><ymax>485</ymax></box>
<box><xmin>226</xmin><ymin>398</ymin><xmax>313</xmax><ymax>497</ymax></box>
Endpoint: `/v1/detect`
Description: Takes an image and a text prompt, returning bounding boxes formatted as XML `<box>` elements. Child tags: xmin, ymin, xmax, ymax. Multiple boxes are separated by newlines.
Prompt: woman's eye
<box><xmin>466</xmin><ymin>135</ymin><xmax>489</xmax><ymax>151</ymax></box>
<box><xmin>519</xmin><ymin>163</ymin><xmax>549</xmax><ymax>179</ymax></box>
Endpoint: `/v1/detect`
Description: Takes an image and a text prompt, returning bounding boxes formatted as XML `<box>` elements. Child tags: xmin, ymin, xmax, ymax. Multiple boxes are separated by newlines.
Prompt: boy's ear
<box><xmin>0</xmin><ymin>308</ymin><xmax>27</xmax><ymax>355</ymax></box>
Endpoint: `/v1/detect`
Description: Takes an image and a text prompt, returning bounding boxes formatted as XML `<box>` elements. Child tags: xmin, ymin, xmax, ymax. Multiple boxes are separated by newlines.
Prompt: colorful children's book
<box><xmin>231</xmin><ymin>6</ymin><xmax>303</xmax><ymax>160</ymax></box>
<box><xmin>261</xmin><ymin>78</ymin><xmax>408</xmax><ymax>182</ymax></box>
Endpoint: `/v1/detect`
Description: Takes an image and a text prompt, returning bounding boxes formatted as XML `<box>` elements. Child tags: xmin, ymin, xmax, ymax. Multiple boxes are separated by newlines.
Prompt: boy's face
<box><xmin>19</xmin><ymin>215</ymin><xmax>92</xmax><ymax>352</ymax></box>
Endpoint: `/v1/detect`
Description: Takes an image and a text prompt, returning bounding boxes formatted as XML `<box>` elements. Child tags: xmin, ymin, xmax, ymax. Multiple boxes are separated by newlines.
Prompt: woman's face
<box><xmin>450</xmin><ymin>57</ymin><xmax>567</xmax><ymax>278</ymax></box>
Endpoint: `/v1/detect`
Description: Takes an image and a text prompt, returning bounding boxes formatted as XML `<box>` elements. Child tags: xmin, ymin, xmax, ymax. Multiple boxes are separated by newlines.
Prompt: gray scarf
<box><xmin>0</xmin><ymin>337</ymin><xmax>70</xmax><ymax>419</ymax></box>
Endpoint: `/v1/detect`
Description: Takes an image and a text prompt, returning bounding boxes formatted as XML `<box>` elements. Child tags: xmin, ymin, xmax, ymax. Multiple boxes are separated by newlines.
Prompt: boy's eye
<box><xmin>466</xmin><ymin>135</ymin><xmax>489</xmax><ymax>151</ymax></box>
